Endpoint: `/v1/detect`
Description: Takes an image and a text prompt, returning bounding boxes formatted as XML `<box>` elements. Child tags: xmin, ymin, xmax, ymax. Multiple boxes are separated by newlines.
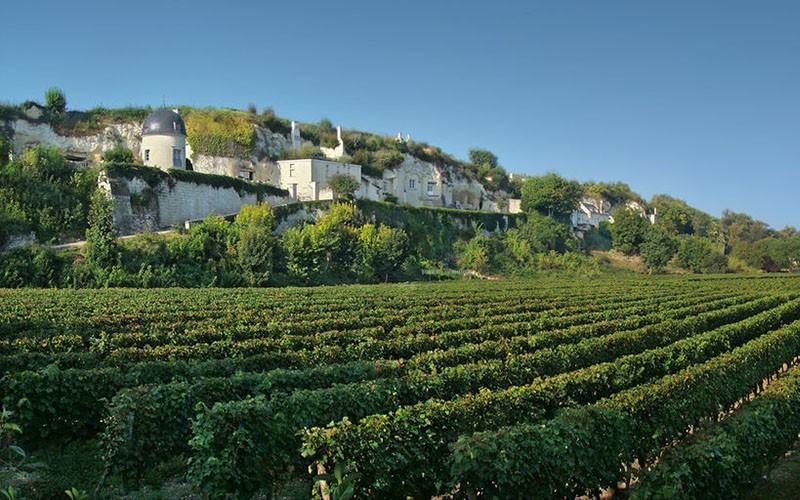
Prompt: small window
<box><xmin>409</xmin><ymin>179</ymin><xmax>416</xmax><ymax>189</ymax></box>
<box><xmin>383</xmin><ymin>181</ymin><xmax>388</xmax><ymax>192</ymax></box>
<box><xmin>172</xmin><ymin>148</ymin><xmax>182</xmax><ymax>167</ymax></box>
<box><xmin>427</xmin><ymin>182</ymin><xmax>435</xmax><ymax>196</ymax></box>
<box><xmin>289</xmin><ymin>164</ymin><xmax>296</xmax><ymax>177</ymax></box>
<box><xmin>144</xmin><ymin>149</ymin><xmax>150</xmax><ymax>161</ymax></box>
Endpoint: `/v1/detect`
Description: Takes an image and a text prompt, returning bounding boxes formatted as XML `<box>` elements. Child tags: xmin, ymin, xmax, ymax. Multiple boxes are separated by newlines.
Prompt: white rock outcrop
<box><xmin>10</xmin><ymin>120</ymin><xmax>141</xmax><ymax>161</ymax></box>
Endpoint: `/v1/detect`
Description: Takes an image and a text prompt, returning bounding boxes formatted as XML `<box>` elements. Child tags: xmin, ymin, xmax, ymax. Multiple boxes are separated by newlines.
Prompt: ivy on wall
<box><xmin>103</xmin><ymin>163</ymin><xmax>288</xmax><ymax>200</ymax></box>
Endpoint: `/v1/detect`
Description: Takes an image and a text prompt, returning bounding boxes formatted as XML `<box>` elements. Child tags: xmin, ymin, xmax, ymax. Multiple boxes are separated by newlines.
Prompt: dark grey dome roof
<box><xmin>142</xmin><ymin>108</ymin><xmax>186</xmax><ymax>136</ymax></box>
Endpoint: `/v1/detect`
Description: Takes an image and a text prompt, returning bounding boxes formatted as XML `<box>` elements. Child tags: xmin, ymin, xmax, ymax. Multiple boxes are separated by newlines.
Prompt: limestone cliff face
<box><xmin>252</xmin><ymin>126</ymin><xmax>292</xmax><ymax>160</ymax></box>
<box><xmin>5</xmin><ymin>117</ymin><xmax>496</xmax><ymax>211</ymax></box>
<box><xmin>379</xmin><ymin>155</ymin><xmax>493</xmax><ymax>211</ymax></box>
<box><xmin>9</xmin><ymin>119</ymin><xmax>141</xmax><ymax>162</ymax></box>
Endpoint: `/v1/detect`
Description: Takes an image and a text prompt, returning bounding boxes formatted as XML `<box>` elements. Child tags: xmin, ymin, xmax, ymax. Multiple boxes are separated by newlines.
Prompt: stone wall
<box><xmin>102</xmin><ymin>171</ymin><xmax>290</xmax><ymax>235</ymax></box>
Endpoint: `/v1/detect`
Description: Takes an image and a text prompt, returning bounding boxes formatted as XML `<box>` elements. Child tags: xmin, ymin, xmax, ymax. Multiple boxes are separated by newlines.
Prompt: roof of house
<box><xmin>142</xmin><ymin>108</ymin><xmax>186</xmax><ymax>136</ymax></box>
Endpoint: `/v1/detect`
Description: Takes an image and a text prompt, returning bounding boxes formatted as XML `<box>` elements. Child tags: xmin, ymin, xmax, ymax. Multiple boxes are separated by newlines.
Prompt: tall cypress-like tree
<box><xmin>85</xmin><ymin>189</ymin><xmax>118</xmax><ymax>272</ymax></box>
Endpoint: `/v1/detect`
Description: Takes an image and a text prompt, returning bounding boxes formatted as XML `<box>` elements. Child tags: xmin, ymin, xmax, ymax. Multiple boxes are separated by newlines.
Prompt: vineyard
<box><xmin>2</xmin><ymin>275</ymin><xmax>800</xmax><ymax>498</ymax></box>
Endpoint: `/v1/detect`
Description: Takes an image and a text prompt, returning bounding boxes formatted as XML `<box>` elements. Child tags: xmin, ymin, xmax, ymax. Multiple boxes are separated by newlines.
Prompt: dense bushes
<box><xmin>49</xmin><ymin>106</ymin><xmax>152</xmax><ymax>136</ymax></box>
<box><xmin>676</xmin><ymin>236</ymin><xmax>728</xmax><ymax>273</ymax></box>
<box><xmin>182</xmin><ymin>107</ymin><xmax>256</xmax><ymax>157</ymax></box>
<box><xmin>0</xmin><ymin>245</ymin><xmax>72</xmax><ymax>287</ymax></box>
<box><xmin>455</xmin><ymin>213</ymin><xmax>599</xmax><ymax>276</ymax></box>
<box><xmin>0</xmin><ymin>202</ymin><xmax>413</xmax><ymax>288</ymax></box>
<box><xmin>281</xmin><ymin>203</ymin><xmax>409</xmax><ymax>285</ymax></box>
<box><xmin>101</xmin><ymin>146</ymin><xmax>135</xmax><ymax>163</ymax></box>
<box><xmin>0</xmin><ymin>146</ymin><xmax>97</xmax><ymax>245</ymax></box>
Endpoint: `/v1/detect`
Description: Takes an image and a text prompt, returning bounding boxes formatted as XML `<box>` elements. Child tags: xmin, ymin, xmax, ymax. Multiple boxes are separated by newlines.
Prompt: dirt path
<box><xmin>50</xmin><ymin>229</ymin><xmax>175</xmax><ymax>250</ymax></box>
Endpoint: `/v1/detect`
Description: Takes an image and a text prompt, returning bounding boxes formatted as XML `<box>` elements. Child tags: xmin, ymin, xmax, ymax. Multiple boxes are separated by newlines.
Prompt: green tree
<box><xmin>720</xmin><ymin>210</ymin><xmax>771</xmax><ymax>254</ymax></box>
<box><xmin>468</xmin><ymin>149</ymin><xmax>498</xmax><ymax>169</ymax></box>
<box><xmin>675</xmin><ymin>236</ymin><xmax>728</xmax><ymax>273</ymax></box>
<box><xmin>468</xmin><ymin>149</ymin><xmax>509</xmax><ymax>191</ymax></box>
<box><xmin>0</xmin><ymin>146</ymin><xmax>96</xmax><ymax>242</ymax></box>
<box><xmin>85</xmin><ymin>189</ymin><xmax>118</xmax><ymax>275</ymax></box>
<box><xmin>752</xmin><ymin>235</ymin><xmax>800</xmax><ymax>271</ymax></box>
<box><xmin>234</xmin><ymin>204</ymin><xmax>276</xmax><ymax>286</ymax></box>
<box><xmin>610</xmin><ymin>206</ymin><xmax>648</xmax><ymax>255</ymax></box>
<box><xmin>358</xmin><ymin>223</ymin><xmax>409</xmax><ymax>283</ymax></box>
<box><xmin>281</xmin><ymin>202</ymin><xmax>361</xmax><ymax>284</ymax></box>
<box><xmin>650</xmin><ymin>194</ymin><xmax>717</xmax><ymax>238</ymax></box>
<box><xmin>327</xmin><ymin>174</ymin><xmax>359</xmax><ymax>200</ymax></box>
<box><xmin>520</xmin><ymin>173</ymin><xmax>582</xmax><ymax>218</ymax></box>
<box><xmin>45</xmin><ymin>87</ymin><xmax>67</xmax><ymax>114</ymax></box>
<box><xmin>640</xmin><ymin>225</ymin><xmax>678</xmax><ymax>274</ymax></box>
<box><xmin>582</xmin><ymin>221</ymin><xmax>613</xmax><ymax>251</ymax></box>
<box><xmin>518</xmin><ymin>212</ymin><xmax>574</xmax><ymax>253</ymax></box>
<box><xmin>457</xmin><ymin>233</ymin><xmax>493</xmax><ymax>274</ymax></box>
<box><xmin>186</xmin><ymin>215</ymin><xmax>233</xmax><ymax>265</ymax></box>
<box><xmin>582</xmin><ymin>181</ymin><xmax>643</xmax><ymax>205</ymax></box>
<box><xmin>372</xmin><ymin>149</ymin><xmax>405</xmax><ymax>171</ymax></box>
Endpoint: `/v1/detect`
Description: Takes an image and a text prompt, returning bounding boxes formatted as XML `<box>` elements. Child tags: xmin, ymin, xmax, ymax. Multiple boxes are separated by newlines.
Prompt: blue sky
<box><xmin>3</xmin><ymin>1</ymin><xmax>799</xmax><ymax>229</ymax></box>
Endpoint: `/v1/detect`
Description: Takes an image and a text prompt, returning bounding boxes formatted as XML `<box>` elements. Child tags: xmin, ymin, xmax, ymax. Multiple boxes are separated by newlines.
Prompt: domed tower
<box><xmin>141</xmin><ymin>108</ymin><xmax>187</xmax><ymax>170</ymax></box>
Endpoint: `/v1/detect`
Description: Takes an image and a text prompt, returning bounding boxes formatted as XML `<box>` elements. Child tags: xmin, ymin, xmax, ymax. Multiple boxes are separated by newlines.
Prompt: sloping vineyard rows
<box><xmin>1</xmin><ymin>289</ymin><xmax>758</xmax><ymax>450</ymax></box>
<box><xmin>0</xmin><ymin>275</ymin><xmax>798</xmax><ymax>498</ymax></box>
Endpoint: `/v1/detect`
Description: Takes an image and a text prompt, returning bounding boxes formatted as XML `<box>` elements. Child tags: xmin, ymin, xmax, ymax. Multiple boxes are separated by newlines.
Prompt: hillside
<box><xmin>1</xmin><ymin>102</ymin><xmax>507</xmax><ymax>205</ymax></box>
<box><xmin>2</xmin><ymin>96</ymin><xmax>799</xmax><ymax>284</ymax></box>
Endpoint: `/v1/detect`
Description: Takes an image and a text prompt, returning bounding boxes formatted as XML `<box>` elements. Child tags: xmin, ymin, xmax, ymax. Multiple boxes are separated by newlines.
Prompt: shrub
<box><xmin>260</xmin><ymin>107</ymin><xmax>291</xmax><ymax>135</ymax></box>
<box><xmin>328</xmin><ymin>174</ymin><xmax>359</xmax><ymax>200</ymax></box>
<box><xmin>102</xmin><ymin>146</ymin><xmax>135</xmax><ymax>163</ymax></box>
<box><xmin>280</xmin><ymin>143</ymin><xmax>324</xmax><ymax>160</ymax></box>
<box><xmin>0</xmin><ymin>146</ymin><xmax>97</xmax><ymax>242</ymax></box>
<box><xmin>45</xmin><ymin>87</ymin><xmax>66</xmax><ymax>114</ymax></box>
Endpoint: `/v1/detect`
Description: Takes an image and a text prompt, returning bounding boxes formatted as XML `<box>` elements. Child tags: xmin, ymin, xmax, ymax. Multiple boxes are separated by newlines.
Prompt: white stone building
<box><xmin>571</xmin><ymin>197</ymin><xmax>613</xmax><ymax>229</ymax></box>
<box><xmin>276</xmin><ymin>158</ymin><xmax>362</xmax><ymax>201</ymax></box>
<box><xmin>140</xmin><ymin>108</ymin><xmax>187</xmax><ymax>170</ymax></box>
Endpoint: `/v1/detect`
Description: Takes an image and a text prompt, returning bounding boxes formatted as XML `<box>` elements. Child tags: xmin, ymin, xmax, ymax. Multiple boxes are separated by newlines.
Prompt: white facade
<box><xmin>507</xmin><ymin>198</ymin><xmax>522</xmax><ymax>214</ymax></box>
<box><xmin>571</xmin><ymin>198</ymin><xmax>613</xmax><ymax>229</ymax></box>
<box><xmin>277</xmin><ymin>158</ymin><xmax>362</xmax><ymax>201</ymax></box>
<box><xmin>141</xmin><ymin>133</ymin><xmax>186</xmax><ymax>171</ymax></box>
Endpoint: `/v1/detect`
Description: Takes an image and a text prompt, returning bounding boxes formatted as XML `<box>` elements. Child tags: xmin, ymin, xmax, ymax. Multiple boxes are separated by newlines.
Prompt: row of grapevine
<box><xmin>3</xmin><ymin>290</ymin><xmax>759</xmax><ymax>452</ymax></box>
<box><xmin>446</xmin><ymin>320</ymin><xmax>800</xmax><ymax>499</ymax></box>
<box><xmin>1</xmin><ymin>275</ymin><xmax>798</xmax><ymax>498</ymax></box>
<box><xmin>299</xmin><ymin>300</ymin><xmax>800</xmax><ymax>498</ymax></box>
